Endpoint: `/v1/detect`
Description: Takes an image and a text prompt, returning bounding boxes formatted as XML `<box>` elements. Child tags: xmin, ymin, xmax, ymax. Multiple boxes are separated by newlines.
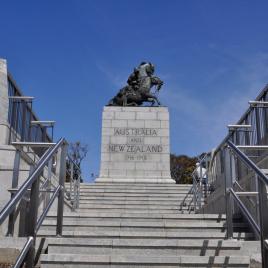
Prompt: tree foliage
<box><xmin>170</xmin><ymin>154</ymin><xmax>198</xmax><ymax>184</ymax></box>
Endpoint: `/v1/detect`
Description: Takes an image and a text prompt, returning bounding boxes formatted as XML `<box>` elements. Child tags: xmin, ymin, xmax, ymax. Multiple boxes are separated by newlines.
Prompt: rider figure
<box><xmin>126</xmin><ymin>62</ymin><xmax>155</xmax><ymax>93</ymax></box>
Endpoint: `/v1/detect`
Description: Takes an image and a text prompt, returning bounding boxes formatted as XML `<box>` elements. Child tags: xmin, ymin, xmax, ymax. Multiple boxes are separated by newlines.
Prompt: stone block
<box><xmin>97</xmin><ymin>106</ymin><xmax>173</xmax><ymax>183</ymax></box>
<box><xmin>111</xmin><ymin>120</ymin><xmax>127</xmax><ymax>128</ymax></box>
<box><xmin>102</xmin><ymin>111</ymin><xmax>115</xmax><ymax>120</ymax></box>
<box><xmin>161</xmin><ymin>137</ymin><xmax>170</xmax><ymax>145</ymax></box>
<box><xmin>115</xmin><ymin>111</ymin><xmax>135</xmax><ymax>120</ymax></box>
<box><xmin>157</xmin><ymin>112</ymin><xmax>169</xmax><ymax>120</ymax></box>
<box><xmin>127</xmin><ymin>120</ymin><xmax>145</xmax><ymax>128</ymax></box>
<box><xmin>143</xmin><ymin>137</ymin><xmax>161</xmax><ymax>145</ymax></box>
<box><xmin>102</xmin><ymin>120</ymin><xmax>111</xmax><ymax>128</ymax></box>
<box><xmin>136</xmin><ymin>112</ymin><xmax>157</xmax><ymax>120</ymax></box>
<box><xmin>144</xmin><ymin>120</ymin><xmax>161</xmax><ymax>128</ymax></box>
<box><xmin>160</xmin><ymin>120</ymin><xmax>169</xmax><ymax>129</ymax></box>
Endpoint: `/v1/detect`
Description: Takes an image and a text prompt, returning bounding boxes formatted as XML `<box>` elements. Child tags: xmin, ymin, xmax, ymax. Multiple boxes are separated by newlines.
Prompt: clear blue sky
<box><xmin>1</xmin><ymin>1</ymin><xmax>268</xmax><ymax>181</ymax></box>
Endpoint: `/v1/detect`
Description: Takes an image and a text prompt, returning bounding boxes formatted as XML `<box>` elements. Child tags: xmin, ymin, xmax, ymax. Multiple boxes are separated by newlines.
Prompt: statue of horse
<box><xmin>108</xmin><ymin>62</ymin><xmax>164</xmax><ymax>106</ymax></box>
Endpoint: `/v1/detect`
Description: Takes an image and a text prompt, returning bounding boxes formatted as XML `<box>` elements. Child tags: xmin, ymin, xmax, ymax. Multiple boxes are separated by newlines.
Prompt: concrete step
<box><xmin>80</xmin><ymin>191</ymin><xmax>192</xmax><ymax>198</ymax></box>
<box><xmin>41</xmin><ymin>219</ymin><xmax>247</xmax><ymax>231</ymax></box>
<box><xmin>37</xmin><ymin>229</ymin><xmax>253</xmax><ymax>240</ymax></box>
<box><xmin>45</xmin><ymin>238</ymin><xmax>260</xmax><ymax>257</ymax></box>
<box><xmin>78</xmin><ymin>189</ymin><xmax>191</xmax><ymax>193</ymax></box>
<box><xmin>78</xmin><ymin>196</ymin><xmax>194</xmax><ymax>201</ymax></box>
<box><xmin>77</xmin><ymin>203</ymin><xmax>200</xmax><ymax>209</ymax></box>
<box><xmin>76</xmin><ymin>183</ymin><xmax>192</xmax><ymax>188</ymax></box>
<box><xmin>40</xmin><ymin>253</ymin><xmax>250</xmax><ymax>267</ymax></box>
<box><xmin>47</xmin><ymin>211</ymin><xmax>227</xmax><ymax>221</ymax></box>
<box><xmin>78</xmin><ymin>197</ymin><xmax>197</xmax><ymax>203</ymax></box>
<box><xmin>75</xmin><ymin>208</ymin><xmax>200</xmax><ymax>214</ymax></box>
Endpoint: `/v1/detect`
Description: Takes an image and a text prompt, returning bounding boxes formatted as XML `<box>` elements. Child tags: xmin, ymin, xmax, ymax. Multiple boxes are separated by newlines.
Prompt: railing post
<box><xmin>56</xmin><ymin>142</ymin><xmax>67</xmax><ymax>236</ymax></box>
<box><xmin>70</xmin><ymin>162</ymin><xmax>74</xmax><ymax>211</ymax></box>
<box><xmin>224</xmin><ymin>146</ymin><xmax>233</xmax><ymax>238</ymax></box>
<box><xmin>43</xmin><ymin>159</ymin><xmax>53</xmax><ymax>210</ymax></box>
<box><xmin>7</xmin><ymin>148</ymin><xmax>21</xmax><ymax>236</ymax></box>
<box><xmin>193</xmin><ymin>178</ymin><xmax>197</xmax><ymax>213</ymax></box>
<box><xmin>25</xmin><ymin>175</ymin><xmax>40</xmax><ymax>268</ymax></box>
<box><xmin>257</xmin><ymin>176</ymin><xmax>268</xmax><ymax>267</ymax></box>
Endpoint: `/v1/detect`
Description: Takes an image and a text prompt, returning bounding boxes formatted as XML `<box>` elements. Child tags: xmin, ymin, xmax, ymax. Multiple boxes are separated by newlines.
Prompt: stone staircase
<box><xmin>39</xmin><ymin>183</ymin><xmax>260</xmax><ymax>267</ymax></box>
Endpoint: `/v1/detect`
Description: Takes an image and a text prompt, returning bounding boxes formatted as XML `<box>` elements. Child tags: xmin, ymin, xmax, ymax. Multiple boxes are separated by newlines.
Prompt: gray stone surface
<box><xmin>0</xmin><ymin>59</ymin><xmax>10</xmax><ymax>145</ymax></box>
<box><xmin>96</xmin><ymin>106</ymin><xmax>173</xmax><ymax>183</ymax></box>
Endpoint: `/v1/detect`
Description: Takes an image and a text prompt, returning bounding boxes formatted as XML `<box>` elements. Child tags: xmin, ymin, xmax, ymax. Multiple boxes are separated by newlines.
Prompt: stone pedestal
<box><xmin>96</xmin><ymin>106</ymin><xmax>174</xmax><ymax>183</ymax></box>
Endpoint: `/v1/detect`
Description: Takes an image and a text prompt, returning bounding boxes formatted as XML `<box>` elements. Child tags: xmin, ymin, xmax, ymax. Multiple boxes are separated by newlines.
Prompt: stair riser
<box><xmin>41</xmin><ymin>264</ymin><xmax>249</xmax><ymax>268</ymax></box>
<box><xmin>48</xmin><ymin>246</ymin><xmax>243</xmax><ymax>256</ymax></box>
<box><xmin>39</xmin><ymin>226</ymin><xmax>227</xmax><ymax>232</ymax></box>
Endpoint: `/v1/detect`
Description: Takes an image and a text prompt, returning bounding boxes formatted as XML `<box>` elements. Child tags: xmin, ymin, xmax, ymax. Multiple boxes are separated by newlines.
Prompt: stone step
<box><xmin>47</xmin><ymin>211</ymin><xmax>227</xmax><ymax>221</ymax></box>
<box><xmin>77</xmin><ymin>185</ymin><xmax>192</xmax><ymax>190</ymax></box>
<box><xmin>77</xmin><ymin>183</ymin><xmax>192</xmax><ymax>187</ymax></box>
<box><xmin>78</xmin><ymin>200</ymin><xmax>196</xmax><ymax>206</ymax></box>
<box><xmin>37</xmin><ymin>229</ymin><xmax>253</xmax><ymax>240</ymax></box>
<box><xmin>45</xmin><ymin>238</ymin><xmax>259</xmax><ymax>257</ymax></box>
<box><xmin>40</xmin><ymin>253</ymin><xmax>250</xmax><ymax>267</ymax></box>
<box><xmin>78</xmin><ymin>196</ymin><xmax>194</xmax><ymax>201</ymax></box>
<box><xmin>78</xmin><ymin>203</ymin><xmax>201</xmax><ymax>209</ymax></box>
<box><xmin>80</xmin><ymin>191</ymin><xmax>192</xmax><ymax>198</ymax></box>
<box><xmin>42</xmin><ymin>219</ymin><xmax>246</xmax><ymax>230</ymax></box>
<box><xmin>78</xmin><ymin>188</ymin><xmax>191</xmax><ymax>193</ymax></box>
<box><xmin>75</xmin><ymin>208</ymin><xmax>199</xmax><ymax>214</ymax></box>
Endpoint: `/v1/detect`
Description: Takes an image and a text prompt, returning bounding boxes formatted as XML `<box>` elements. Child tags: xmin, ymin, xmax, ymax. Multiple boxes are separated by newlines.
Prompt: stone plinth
<box><xmin>96</xmin><ymin>106</ymin><xmax>174</xmax><ymax>183</ymax></box>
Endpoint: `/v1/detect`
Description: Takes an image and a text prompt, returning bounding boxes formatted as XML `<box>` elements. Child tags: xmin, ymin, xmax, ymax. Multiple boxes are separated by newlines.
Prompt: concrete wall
<box><xmin>0</xmin><ymin>59</ymin><xmax>9</xmax><ymax>145</ymax></box>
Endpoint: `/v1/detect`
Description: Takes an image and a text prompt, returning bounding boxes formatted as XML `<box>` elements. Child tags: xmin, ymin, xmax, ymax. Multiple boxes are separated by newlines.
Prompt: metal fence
<box><xmin>8</xmin><ymin>74</ymin><xmax>53</xmax><ymax>145</ymax></box>
<box><xmin>204</xmin><ymin>84</ymin><xmax>268</xmax><ymax>267</ymax></box>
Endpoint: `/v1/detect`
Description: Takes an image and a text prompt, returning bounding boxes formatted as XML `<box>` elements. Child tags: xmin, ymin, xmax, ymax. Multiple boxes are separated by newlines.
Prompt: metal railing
<box><xmin>200</xmin><ymin>84</ymin><xmax>268</xmax><ymax>267</ymax></box>
<box><xmin>66</xmin><ymin>156</ymin><xmax>81</xmax><ymax>210</ymax></box>
<box><xmin>224</xmin><ymin>140</ymin><xmax>268</xmax><ymax>267</ymax></box>
<box><xmin>8</xmin><ymin>75</ymin><xmax>54</xmax><ymax>148</ymax></box>
<box><xmin>0</xmin><ymin>138</ymin><xmax>68</xmax><ymax>268</ymax></box>
<box><xmin>207</xmin><ymin>84</ymin><xmax>268</xmax><ymax>190</ymax></box>
<box><xmin>179</xmin><ymin>154</ymin><xmax>210</xmax><ymax>213</ymax></box>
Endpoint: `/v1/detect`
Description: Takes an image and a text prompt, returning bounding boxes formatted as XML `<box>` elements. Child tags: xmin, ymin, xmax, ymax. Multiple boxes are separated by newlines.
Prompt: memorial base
<box><xmin>97</xmin><ymin>106</ymin><xmax>174</xmax><ymax>184</ymax></box>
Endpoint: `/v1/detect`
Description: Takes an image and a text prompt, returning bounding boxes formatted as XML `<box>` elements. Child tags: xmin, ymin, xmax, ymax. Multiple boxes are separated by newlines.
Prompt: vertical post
<box><xmin>224</xmin><ymin>146</ymin><xmax>233</xmax><ymax>238</ymax></box>
<box><xmin>255</xmin><ymin>107</ymin><xmax>261</xmax><ymax>145</ymax></box>
<box><xmin>43</xmin><ymin>159</ymin><xmax>53</xmax><ymax>210</ymax></box>
<box><xmin>198</xmin><ymin>164</ymin><xmax>202</xmax><ymax>209</ymax></box>
<box><xmin>193</xmin><ymin>178</ymin><xmax>197</xmax><ymax>213</ymax></box>
<box><xmin>7</xmin><ymin>148</ymin><xmax>21</xmax><ymax>236</ymax></box>
<box><xmin>21</xmin><ymin>100</ymin><xmax>27</xmax><ymax>141</ymax></box>
<box><xmin>70</xmin><ymin>162</ymin><xmax>74</xmax><ymax>210</ymax></box>
<box><xmin>56</xmin><ymin>143</ymin><xmax>67</xmax><ymax>236</ymax></box>
<box><xmin>77</xmin><ymin>172</ymin><xmax>81</xmax><ymax>209</ymax></box>
<box><xmin>25</xmin><ymin>175</ymin><xmax>40</xmax><ymax>268</ymax></box>
<box><xmin>257</xmin><ymin>176</ymin><xmax>268</xmax><ymax>267</ymax></box>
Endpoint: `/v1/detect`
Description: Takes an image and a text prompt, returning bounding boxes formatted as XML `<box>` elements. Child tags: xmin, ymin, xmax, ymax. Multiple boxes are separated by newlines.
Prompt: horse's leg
<box><xmin>144</xmin><ymin>93</ymin><xmax>161</xmax><ymax>106</ymax></box>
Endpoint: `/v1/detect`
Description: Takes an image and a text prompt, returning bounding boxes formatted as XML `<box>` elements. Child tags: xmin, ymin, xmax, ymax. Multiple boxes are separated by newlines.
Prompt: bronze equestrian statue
<box><xmin>108</xmin><ymin>62</ymin><xmax>163</xmax><ymax>106</ymax></box>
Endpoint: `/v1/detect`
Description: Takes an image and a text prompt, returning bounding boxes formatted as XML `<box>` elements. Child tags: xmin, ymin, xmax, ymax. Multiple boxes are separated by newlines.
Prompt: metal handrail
<box><xmin>66</xmin><ymin>154</ymin><xmax>81</xmax><ymax>210</ymax></box>
<box><xmin>226</xmin><ymin>140</ymin><xmax>268</xmax><ymax>267</ymax></box>
<box><xmin>179</xmin><ymin>153</ymin><xmax>209</xmax><ymax>213</ymax></box>
<box><xmin>0</xmin><ymin>138</ymin><xmax>68</xmax><ymax>268</ymax></box>
<box><xmin>229</xmin><ymin>188</ymin><xmax>260</xmax><ymax>236</ymax></box>
<box><xmin>227</xmin><ymin>140</ymin><xmax>268</xmax><ymax>186</ymax></box>
<box><xmin>0</xmin><ymin>139</ymin><xmax>64</xmax><ymax>224</ymax></box>
<box><xmin>13</xmin><ymin>237</ymin><xmax>34</xmax><ymax>268</ymax></box>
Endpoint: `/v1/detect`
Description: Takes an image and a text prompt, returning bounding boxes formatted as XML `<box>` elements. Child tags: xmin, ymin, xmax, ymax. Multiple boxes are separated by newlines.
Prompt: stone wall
<box><xmin>0</xmin><ymin>59</ymin><xmax>9</xmax><ymax>145</ymax></box>
<box><xmin>96</xmin><ymin>106</ymin><xmax>174</xmax><ymax>183</ymax></box>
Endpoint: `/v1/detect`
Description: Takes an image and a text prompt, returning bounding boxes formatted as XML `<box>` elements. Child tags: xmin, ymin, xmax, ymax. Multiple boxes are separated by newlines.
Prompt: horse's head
<box><xmin>151</xmin><ymin>76</ymin><xmax>164</xmax><ymax>91</ymax></box>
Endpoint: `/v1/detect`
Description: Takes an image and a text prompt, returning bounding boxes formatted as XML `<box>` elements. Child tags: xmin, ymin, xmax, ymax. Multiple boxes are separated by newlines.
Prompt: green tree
<box><xmin>170</xmin><ymin>154</ymin><xmax>198</xmax><ymax>184</ymax></box>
